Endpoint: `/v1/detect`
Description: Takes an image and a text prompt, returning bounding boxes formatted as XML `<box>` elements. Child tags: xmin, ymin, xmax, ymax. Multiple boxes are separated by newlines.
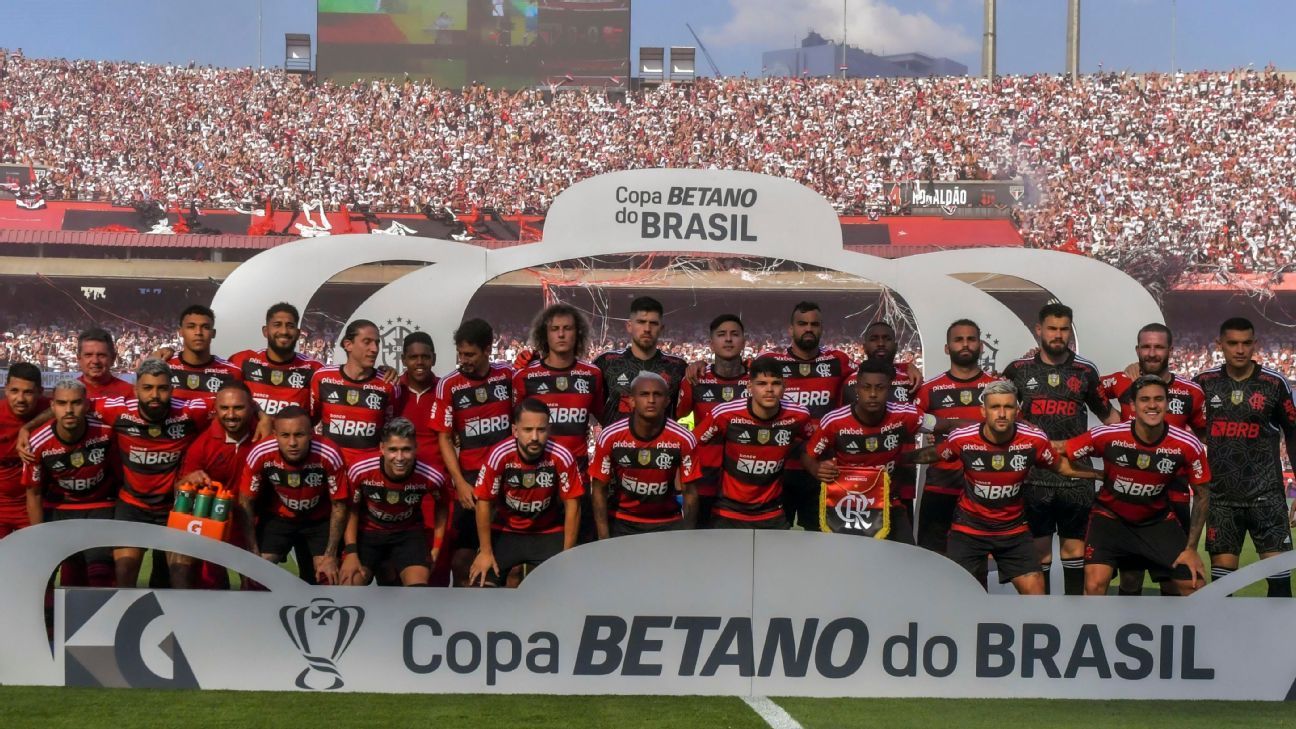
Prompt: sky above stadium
<box><xmin>2</xmin><ymin>0</ymin><xmax>1295</xmax><ymax>77</ymax></box>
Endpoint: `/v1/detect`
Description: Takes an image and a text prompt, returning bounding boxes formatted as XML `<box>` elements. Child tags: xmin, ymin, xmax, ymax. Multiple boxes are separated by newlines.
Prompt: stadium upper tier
<box><xmin>1</xmin><ymin>53</ymin><xmax>1294</xmax><ymax>273</ymax></box>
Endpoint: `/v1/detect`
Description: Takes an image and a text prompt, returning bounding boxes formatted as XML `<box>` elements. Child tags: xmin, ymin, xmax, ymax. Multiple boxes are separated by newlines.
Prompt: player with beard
<box><xmin>1002</xmin><ymin>303</ymin><xmax>1117</xmax><ymax>595</ymax></box>
<box><xmin>593</xmin><ymin>297</ymin><xmax>687</xmax><ymax>427</ymax></box>
<box><xmin>0</xmin><ymin>364</ymin><xmax>50</xmax><ymax>539</ymax></box>
<box><xmin>914</xmin><ymin>319</ymin><xmax>999</xmax><ymax>554</ymax></box>
<box><xmin>76</xmin><ymin>328</ymin><xmax>135</xmax><ymax>401</ymax></box>
<box><xmin>678</xmin><ymin>314</ymin><xmax>749</xmax><ymax>527</ymax></box>
<box><xmin>1100</xmin><ymin>322</ymin><xmax>1207</xmax><ymax>596</ymax></box>
<box><xmin>433</xmin><ymin>319</ymin><xmax>514</xmax><ymax>583</ymax></box>
<box><xmin>514</xmin><ymin>304</ymin><xmax>603</xmax><ymax>541</ymax></box>
<box><xmin>165</xmin><ymin>305</ymin><xmax>244</xmax><ymax>406</ymax></box>
<box><xmin>1194</xmin><ymin>317</ymin><xmax>1296</xmax><ymax>597</ymax></box>
<box><xmin>590</xmin><ymin>372</ymin><xmax>700</xmax><ymax>537</ymax></box>
<box><xmin>229</xmin><ymin>303</ymin><xmax>324</xmax><ymax>416</ymax></box>
<box><xmin>756</xmin><ymin>302</ymin><xmax>854</xmax><ymax>532</ymax></box>
<box><xmin>469</xmin><ymin>398</ymin><xmax>583</xmax><ymax>587</ymax></box>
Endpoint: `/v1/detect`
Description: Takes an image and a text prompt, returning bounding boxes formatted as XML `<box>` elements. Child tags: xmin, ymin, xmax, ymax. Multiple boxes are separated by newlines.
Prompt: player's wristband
<box><xmin>342</xmin><ymin>544</ymin><xmax>358</xmax><ymax>556</ymax></box>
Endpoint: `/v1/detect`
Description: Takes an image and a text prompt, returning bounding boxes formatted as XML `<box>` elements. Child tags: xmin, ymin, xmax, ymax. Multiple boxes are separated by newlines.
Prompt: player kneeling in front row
<box><xmin>237</xmin><ymin>406</ymin><xmax>349</xmax><ymax>584</ymax></box>
<box><xmin>590</xmin><ymin>372</ymin><xmax>700</xmax><ymax>537</ymax></box>
<box><xmin>908</xmin><ymin>380</ymin><xmax>1100</xmax><ymax>594</ymax></box>
<box><xmin>469</xmin><ymin>398</ymin><xmax>583</xmax><ymax>587</ymax></box>
<box><xmin>340</xmin><ymin>418</ymin><xmax>448</xmax><ymax>587</ymax></box>
<box><xmin>1064</xmin><ymin>376</ymin><xmax>1210</xmax><ymax>596</ymax></box>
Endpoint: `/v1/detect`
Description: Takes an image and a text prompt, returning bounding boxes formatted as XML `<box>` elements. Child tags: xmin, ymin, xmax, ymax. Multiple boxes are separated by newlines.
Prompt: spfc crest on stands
<box><xmin>637</xmin><ymin>449</ymin><xmax>652</xmax><ymax>466</ymax></box>
<box><xmin>1231</xmin><ymin>390</ymin><xmax>1244</xmax><ymax>406</ymax></box>
<box><xmin>385</xmin><ymin>490</ymin><xmax>401</xmax><ymax>505</ymax></box>
<box><xmin>757</xmin><ymin>430</ymin><xmax>771</xmax><ymax>445</ymax></box>
<box><xmin>721</xmin><ymin>386</ymin><xmax>735</xmax><ymax>401</ymax></box>
<box><xmin>475</xmin><ymin>388</ymin><xmax>488</xmax><ymax>404</ymax></box>
<box><xmin>991</xmin><ymin>455</ymin><xmax>1005</xmax><ymax>470</ymax></box>
<box><xmin>555</xmin><ymin>377</ymin><xmax>569</xmax><ymax>392</ymax></box>
<box><xmin>960</xmin><ymin>390</ymin><xmax>974</xmax><ymax>405</ymax></box>
<box><xmin>1137</xmin><ymin>454</ymin><xmax>1151</xmax><ymax>469</ymax></box>
<box><xmin>70</xmin><ymin>451</ymin><xmax>85</xmax><ymax>468</ymax></box>
<box><xmin>346</xmin><ymin>390</ymin><xmax>360</xmax><ymax>406</ymax></box>
<box><xmin>799</xmin><ymin>364</ymin><xmax>812</xmax><ymax>377</ymax></box>
<box><xmin>186</xmin><ymin>374</ymin><xmax>200</xmax><ymax>390</ymax></box>
<box><xmin>1047</xmin><ymin>373</ymin><xmax>1060</xmax><ymax>388</ymax></box>
<box><xmin>270</xmin><ymin>370</ymin><xmax>285</xmax><ymax>386</ymax></box>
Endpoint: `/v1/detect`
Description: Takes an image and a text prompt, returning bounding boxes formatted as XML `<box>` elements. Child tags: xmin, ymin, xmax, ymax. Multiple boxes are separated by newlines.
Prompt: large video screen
<box><xmin>318</xmin><ymin>0</ymin><xmax>630</xmax><ymax>89</ymax></box>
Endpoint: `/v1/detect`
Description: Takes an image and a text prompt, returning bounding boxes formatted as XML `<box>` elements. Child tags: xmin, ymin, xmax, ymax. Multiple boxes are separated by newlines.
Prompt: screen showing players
<box><xmin>318</xmin><ymin>0</ymin><xmax>630</xmax><ymax>89</ymax></box>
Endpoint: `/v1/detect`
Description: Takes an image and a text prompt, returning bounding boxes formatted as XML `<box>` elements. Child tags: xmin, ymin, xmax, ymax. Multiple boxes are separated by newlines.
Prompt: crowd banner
<box><xmin>210</xmin><ymin>169</ymin><xmax>1160</xmax><ymax>378</ymax></box>
<box><xmin>0</xmin><ymin>521</ymin><xmax>1292</xmax><ymax>698</ymax></box>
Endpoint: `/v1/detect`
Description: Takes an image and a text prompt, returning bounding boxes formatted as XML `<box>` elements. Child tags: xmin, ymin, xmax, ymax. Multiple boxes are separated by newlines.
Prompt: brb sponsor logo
<box><xmin>280</xmin><ymin>598</ymin><xmax>366</xmax><ymax>690</ymax></box>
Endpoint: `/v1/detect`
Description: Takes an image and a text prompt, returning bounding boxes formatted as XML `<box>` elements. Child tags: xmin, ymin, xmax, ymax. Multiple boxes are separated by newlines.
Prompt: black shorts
<box><xmin>611</xmin><ymin>517</ymin><xmax>682</xmax><ymax>537</ymax></box>
<box><xmin>359</xmin><ymin>528</ymin><xmax>429</xmax><ymax>574</ymax></box>
<box><xmin>1025</xmin><ymin>481</ymin><xmax>1093</xmax><ymax>540</ymax></box>
<box><xmin>114</xmin><ymin>500</ymin><xmax>168</xmax><ymax>526</ymax></box>
<box><xmin>695</xmin><ymin>494</ymin><xmax>717</xmax><ymax>529</ymax></box>
<box><xmin>1206</xmin><ymin>497</ymin><xmax>1293</xmax><ymax>556</ymax></box>
<box><xmin>781</xmin><ymin>470</ymin><xmax>822</xmax><ymax>531</ymax></box>
<box><xmin>916</xmin><ymin>490</ymin><xmax>960</xmax><ymax>553</ymax></box>
<box><xmin>484</xmin><ymin>531</ymin><xmax>564</xmax><ymax>586</ymax></box>
<box><xmin>1086</xmin><ymin>510</ymin><xmax>1191</xmax><ymax>582</ymax></box>
<box><xmin>49</xmin><ymin>506</ymin><xmax>116</xmax><ymax>563</ymax></box>
<box><xmin>712</xmin><ymin>513</ymin><xmax>788</xmax><ymax>530</ymax></box>
<box><xmin>258</xmin><ymin>517</ymin><xmax>330</xmax><ymax>559</ymax></box>
<box><xmin>452</xmin><ymin>470</ymin><xmax>481</xmax><ymax>551</ymax></box>
<box><xmin>1170</xmin><ymin>500</ymin><xmax>1191</xmax><ymax>537</ymax></box>
<box><xmin>885</xmin><ymin>503</ymin><xmax>914</xmax><ymax>545</ymax></box>
<box><xmin>947</xmin><ymin>530</ymin><xmax>1041</xmax><ymax>584</ymax></box>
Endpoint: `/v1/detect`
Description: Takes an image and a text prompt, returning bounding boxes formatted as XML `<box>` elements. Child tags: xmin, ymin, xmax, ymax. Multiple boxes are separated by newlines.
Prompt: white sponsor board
<box><xmin>0</xmin><ymin>521</ymin><xmax>1291</xmax><ymax>698</ymax></box>
<box><xmin>210</xmin><ymin>169</ymin><xmax>1160</xmax><ymax>377</ymax></box>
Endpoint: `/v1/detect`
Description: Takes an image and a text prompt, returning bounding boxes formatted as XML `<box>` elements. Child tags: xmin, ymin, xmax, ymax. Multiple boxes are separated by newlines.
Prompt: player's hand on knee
<box><xmin>1173</xmin><ymin>548</ymin><xmax>1205</xmax><ymax>588</ymax></box>
<box><xmin>339</xmin><ymin>554</ymin><xmax>363</xmax><ymax>585</ymax></box>
<box><xmin>468</xmin><ymin>552</ymin><xmax>498</xmax><ymax>587</ymax></box>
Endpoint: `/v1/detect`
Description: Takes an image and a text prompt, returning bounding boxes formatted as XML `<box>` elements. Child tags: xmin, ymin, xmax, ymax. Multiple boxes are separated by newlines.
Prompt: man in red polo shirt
<box><xmin>76</xmin><ymin>328</ymin><xmax>135</xmax><ymax>401</ymax></box>
<box><xmin>0</xmin><ymin>363</ymin><xmax>49</xmax><ymax>539</ymax></box>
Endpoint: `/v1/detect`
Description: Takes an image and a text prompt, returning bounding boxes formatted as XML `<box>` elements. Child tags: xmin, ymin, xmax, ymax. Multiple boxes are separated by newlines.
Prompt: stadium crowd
<box><xmin>3</xmin><ymin>51</ymin><xmax>1296</xmax><ymax>272</ymax></box>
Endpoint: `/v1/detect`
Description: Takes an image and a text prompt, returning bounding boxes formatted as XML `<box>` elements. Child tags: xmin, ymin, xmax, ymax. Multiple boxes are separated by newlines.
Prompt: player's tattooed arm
<box><xmin>238</xmin><ymin>493</ymin><xmax>259</xmax><ymax>555</ymax></box>
<box><xmin>590</xmin><ymin>478</ymin><xmax>612</xmax><ymax>540</ymax></box>
<box><xmin>317</xmin><ymin>501</ymin><xmax>347</xmax><ymax>585</ymax></box>
<box><xmin>903</xmin><ymin>445</ymin><xmax>940</xmax><ymax>465</ymax></box>
<box><xmin>339</xmin><ymin>502</ymin><xmax>362</xmax><ymax>586</ymax></box>
<box><xmin>1175</xmin><ymin>481</ymin><xmax>1210</xmax><ymax>587</ymax></box>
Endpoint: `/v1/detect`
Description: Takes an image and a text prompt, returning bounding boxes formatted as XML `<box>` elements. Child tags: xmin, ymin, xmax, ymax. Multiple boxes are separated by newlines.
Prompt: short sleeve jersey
<box><xmin>166</xmin><ymin>354</ymin><xmax>243</xmax><ymax>405</ymax></box>
<box><xmin>0</xmin><ymin>396</ymin><xmax>49</xmax><ymax>499</ymax></box>
<box><xmin>936</xmin><ymin>423</ymin><xmax>1056</xmax><ymax>537</ymax></box>
<box><xmin>1193</xmin><ymin>363</ymin><xmax>1296</xmax><ymax>505</ymax></box>
<box><xmin>914</xmin><ymin>370</ymin><xmax>999</xmax><ymax>493</ymax></box>
<box><xmin>23</xmin><ymin>419</ymin><xmax>118</xmax><ymax>510</ymax></box>
<box><xmin>678</xmin><ymin>365</ymin><xmax>749</xmax><ymax>496</ymax></box>
<box><xmin>473</xmin><ymin>440</ymin><xmax>584</xmax><ymax>534</ymax></box>
<box><xmin>93</xmin><ymin>397</ymin><xmax>210</xmax><ymax>511</ymax></box>
<box><xmin>807</xmin><ymin>403</ymin><xmax>931</xmax><ymax>507</ymax></box>
<box><xmin>1001</xmin><ymin>351</ymin><xmax>1109</xmax><ymax>488</ymax></box>
<box><xmin>758</xmin><ymin>347</ymin><xmax>855</xmax><ymax>420</ymax></box>
<box><xmin>394</xmin><ymin>377</ymin><xmax>444</xmax><ymax>471</ymax></box>
<box><xmin>512</xmin><ymin>360</ymin><xmax>603</xmax><ymax>466</ymax></box>
<box><xmin>1066</xmin><ymin>422</ymin><xmax>1210</xmax><ymax>525</ymax></box>
<box><xmin>1100</xmin><ymin>371</ymin><xmax>1207</xmax><ymax>430</ymax></box>
<box><xmin>430</xmin><ymin>363</ymin><xmax>514</xmax><ymax>477</ymax></box>
<box><xmin>695</xmin><ymin>399</ymin><xmax>814</xmax><ymax>523</ymax></box>
<box><xmin>347</xmin><ymin>457</ymin><xmax>446</xmax><ymax>533</ymax></box>
<box><xmin>593</xmin><ymin>348</ymin><xmax>688</xmax><ymax>426</ymax></box>
<box><xmin>229</xmin><ymin>349</ymin><xmax>323</xmax><ymax>415</ymax></box>
<box><xmin>238</xmin><ymin>438</ymin><xmax>349</xmax><ymax>522</ymax></box>
<box><xmin>309</xmin><ymin>366</ymin><xmax>400</xmax><ymax>464</ymax></box>
<box><xmin>590</xmin><ymin>419</ymin><xmax>700</xmax><ymax>524</ymax></box>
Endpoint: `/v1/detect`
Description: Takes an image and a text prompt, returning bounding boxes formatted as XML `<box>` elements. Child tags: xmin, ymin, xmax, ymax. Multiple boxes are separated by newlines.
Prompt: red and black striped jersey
<box><xmin>474</xmin><ymin>439</ymin><xmax>584</xmax><ymax>534</ymax></box>
<box><xmin>840</xmin><ymin>360</ymin><xmax>917</xmax><ymax>407</ymax></box>
<box><xmin>166</xmin><ymin>354</ymin><xmax>243</xmax><ymax>405</ymax></box>
<box><xmin>79</xmin><ymin>374</ymin><xmax>135</xmax><ymax>402</ymax></box>
<box><xmin>1100</xmin><ymin>371</ymin><xmax>1206</xmax><ymax>430</ymax></box>
<box><xmin>431</xmin><ymin>363</ymin><xmax>514</xmax><ymax>477</ymax></box>
<box><xmin>936</xmin><ymin>423</ymin><xmax>1056</xmax><ymax>537</ymax></box>
<box><xmin>914</xmin><ymin>370</ymin><xmax>999</xmax><ymax>494</ymax></box>
<box><xmin>310</xmin><ymin>366</ymin><xmax>400</xmax><ymax>465</ymax></box>
<box><xmin>0</xmin><ymin>396</ymin><xmax>48</xmax><ymax>499</ymax></box>
<box><xmin>512</xmin><ymin>360</ymin><xmax>603</xmax><ymax>466</ymax></box>
<box><xmin>23</xmin><ymin>418</ymin><xmax>118</xmax><ymax>510</ymax></box>
<box><xmin>229</xmin><ymin>349</ymin><xmax>323</xmax><ymax>416</ymax></box>
<box><xmin>347</xmin><ymin>456</ymin><xmax>446</xmax><ymax>533</ymax></box>
<box><xmin>807</xmin><ymin>403</ymin><xmax>933</xmax><ymax>507</ymax></box>
<box><xmin>590</xmin><ymin>419</ymin><xmax>700</xmax><ymax>524</ymax></box>
<box><xmin>758</xmin><ymin>347</ymin><xmax>855</xmax><ymax>420</ymax></box>
<box><xmin>238</xmin><ymin>438</ymin><xmax>349</xmax><ymax>522</ymax></box>
<box><xmin>1001</xmin><ymin>351</ymin><xmax>1109</xmax><ymax>488</ymax></box>
<box><xmin>93</xmin><ymin>397</ymin><xmax>210</xmax><ymax>511</ymax></box>
<box><xmin>394</xmin><ymin>376</ymin><xmax>443</xmax><ymax>471</ymax></box>
<box><xmin>1194</xmin><ymin>363</ymin><xmax>1296</xmax><ymax>505</ymax></box>
<box><xmin>1067</xmin><ymin>422</ymin><xmax>1209</xmax><ymax>526</ymax></box>
<box><xmin>695</xmin><ymin>399</ymin><xmax>814</xmax><ymax>522</ymax></box>
<box><xmin>679</xmin><ymin>365</ymin><xmax>749</xmax><ymax>497</ymax></box>
<box><xmin>593</xmin><ymin>348</ymin><xmax>688</xmax><ymax>426</ymax></box>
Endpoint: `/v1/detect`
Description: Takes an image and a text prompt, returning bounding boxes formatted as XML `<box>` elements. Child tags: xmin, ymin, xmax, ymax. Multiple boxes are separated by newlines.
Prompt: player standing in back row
<box><xmin>677</xmin><ymin>314</ymin><xmax>749</xmax><ymax>527</ymax></box>
<box><xmin>1002</xmin><ymin>303</ymin><xmax>1116</xmax><ymax>595</ymax></box>
<box><xmin>594</xmin><ymin>296</ymin><xmax>688</xmax><ymax>427</ymax></box>
<box><xmin>1194</xmin><ymin>317</ymin><xmax>1296</xmax><ymax>597</ymax></box>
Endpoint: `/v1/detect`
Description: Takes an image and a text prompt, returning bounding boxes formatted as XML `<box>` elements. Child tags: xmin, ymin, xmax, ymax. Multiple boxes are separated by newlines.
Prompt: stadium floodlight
<box><xmin>669</xmin><ymin>47</ymin><xmax>696</xmax><ymax>83</ymax></box>
<box><xmin>638</xmin><ymin>47</ymin><xmax>665</xmax><ymax>86</ymax></box>
<box><xmin>285</xmin><ymin>33</ymin><xmax>311</xmax><ymax>74</ymax></box>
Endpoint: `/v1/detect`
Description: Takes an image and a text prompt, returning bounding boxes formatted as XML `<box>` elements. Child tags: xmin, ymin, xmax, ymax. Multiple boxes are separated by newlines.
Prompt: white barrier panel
<box><xmin>0</xmin><ymin>521</ymin><xmax>1291</xmax><ymax>698</ymax></box>
<box><xmin>210</xmin><ymin>169</ymin><xmax>1160</xmax><ymax>376</ymax></box>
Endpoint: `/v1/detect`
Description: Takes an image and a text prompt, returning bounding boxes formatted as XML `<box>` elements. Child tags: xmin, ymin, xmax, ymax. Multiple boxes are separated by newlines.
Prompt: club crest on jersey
<box><xmin>637</xmin><ymin>449</ymin><xmax>652</xmax><ymax>466</ymax></box>
<box><xmin>270</xmin><ymin>369</ymin><xmax>284</xmax><ymax>386</ymax></box>
<box><xmin>757</xmin><ymin>429</ymin><xmax>771</xmax><ymax>445</ymax></box>
<box><xmin>287</xmin><ymin>473</ymin><xmax>301</xmax><ymax>488</ymax></box>
<box><xmin>475</xmin><ymin>388</ymin><xmax>488</xmax><ymax>404</ymax></box>
<box><xmin>1231</xmin><ymin>390</ymin><xmax>1243</xmax><ymax>406</ymax></box>
<box><xmin>865</xmin><ymin>437</ymin><xmax>879</xmax><ymax>452</ymax></box>
<box><xmin>555</xmin><ymin>377</ymin><xmax>569</xmax><ymax>392</ymax></box>
<box><xmin>960</xmin><ymin>390</ymin><xmax>974</xmax><ymax>405</ymax></box>
<box><xmin>386</xmin><ymin>490</ymin><xmax>401</xmax><ymax>505</ymax></box>
<box><xmin>798</xmin><ymin>364</ymin><xmax>812</xmax><ymax>377</ymax></box>
<box><xmin>991</xmin><ymin>454</ymin><xmax>1005</xmax><ymax>470</ymax></box>
<box><xmin>70</xmin><ymin>451</ymin><xmax>85</xmax><ymax>468</ymax></box>
<box><xmin>147</xmin><ymin>425</ymin><xmax>162</xmax><ymax>438</ymax></box>
<box><xmin>522</xmin><ymin>473</ymin><xmax>536</xmax><ymax>488</ymax></box>
<box><xmin>186</xmin><ymin>374</ymin><xmax>200</xmax><ymax>390</ymax></box>
<box><xmin>1137</xmin><ymin>454</ymin><xmax>1151</xmax><ymax>469</ymax></box>
<box><xmin>346</xmin><ymin>390</ymin><xmax>360</xmax><ymax>406</ymax></box>
<box><xmin>1047</xmin><ymin>373</ymin><xmax>1060</xmax><ymax>388</ymax></box>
